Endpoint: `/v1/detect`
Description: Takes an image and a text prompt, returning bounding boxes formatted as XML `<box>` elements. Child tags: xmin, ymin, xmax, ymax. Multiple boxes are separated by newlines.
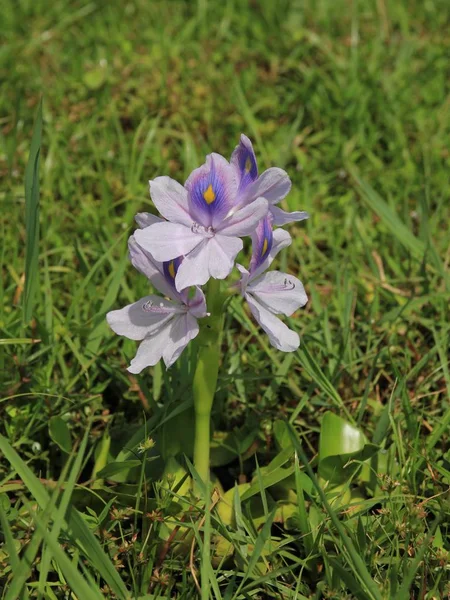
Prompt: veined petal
<box><xmin>209</xmin><ymin>235</ymin><xmax>243</xmax><ymax>279</ymax></box>
<box><xmin>149</xmin><ymin>176</ymin><xmax>192</xmax><ymax>226</ymax></box>
<box><xmin>236</xmin><ymin>263</ymin><xmax>251</xmax><ymax>294</ymax></box>
<box><xmin>174</xmin><ymin>239</ymin><xmax>211</xmax><ymax>291</ymax></box>
<box><xmin>106</xmin><ymin>295</ymin><xmax>179</xmax><ymax>341</ymax></box>
<box><xmin>249</xmin><ymin>270</ymin><xmax>308</xmax><ymax>316</ymax></box>
<box><xmin>163</xmin><ymin>313</ymin><xmax>200</xmax><ymax>368</ymax></box>
<box><xmin>219</xmin><ymin>197</ymin><xmax>268</xmax><ymax>236</ymax></box>
<box><xmin>246</xmin><ymin>294</ymin><xmax>300</xmax><ymax>352</ymax></box>
<box><xmin>230</xmin><ymin>134</ymin><xmax>258</xmax><ymax>193</ymax></box>
<box><xmin>270</xmin><ymin>205</ymin><xmax>309</xmax><ymax>226</ymax></box>
<box><xmin>185</xmin><ymin>153</ymin><xmax>237</xmax><ymax>228</ymax></box>
<box><xmin>241</xmin><ymin>167</ymin><xmax>291</xmax><ymax>205</ymax></box>
<box><xmin>135</xmin><ymin>212</ymin><xmax>165</xmax><ymax>229</ymax></box>
<box><xmin>127</xmin><ymin>325</ymin><xmax>170</xmax><ymax>373</ymax></box>
<box><xmin>248</xmin><ymin>214</ymin><xmax>273</xmax><ymax>274</ymax></box>
<box><xmin>187</xmin><ymin>287</ymin><xmax>208</xmax><ymax>318</ymax></box>
<box><xmin>135</xmin><ymin>222</ymin><xmax>201</xmax><ymax>262</ymax></box>
<box><xmin>249</xmin><ymin>227</ymin><xmax>292</xmax><ymax>281</ymax></box>
<box><xmin>128</xmin><ymin>235</ymin><xmax>177</xmax><ymax>300</ymax></box>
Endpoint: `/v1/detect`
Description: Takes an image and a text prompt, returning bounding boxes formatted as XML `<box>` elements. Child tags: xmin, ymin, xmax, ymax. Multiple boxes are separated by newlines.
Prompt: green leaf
<box><xmin>273</xmin><ymin>419</ymin><xmax>293</xmax><ymax>450</ymax></box>
<box><xmin>241</xmin><ymin>465</ymin><xmax>313</xmax><ymax>501</ymax></box>
<box><xmin>23</xmin><ymin>99</ymin><xmax>42</xmax><ymax>324</ymax></box>
<box><xmin>48</xmin><ymin>416</ymin><xmax>72</xmax><ymax>454</ymax></box>
<box><xmin>210</xmin><ymin>425</ymin><xmax>258</xmax><ymax>467</ymax></box>
<box><xmin>319</xmin><ymin>412</ymin><xmax>378</xmax><ymax>485</ymax></box>
<box><xmin>97</xmin><ymin>460</ymin><xmax>142</xmax><ymax>479</ymax></box>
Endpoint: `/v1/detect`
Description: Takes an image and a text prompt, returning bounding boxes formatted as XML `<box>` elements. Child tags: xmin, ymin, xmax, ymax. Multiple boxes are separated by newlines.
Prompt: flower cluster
<box><xmin>107</xmin><ymin>135</ymin><xmax>308</xmax><ymax>372</ymax></box>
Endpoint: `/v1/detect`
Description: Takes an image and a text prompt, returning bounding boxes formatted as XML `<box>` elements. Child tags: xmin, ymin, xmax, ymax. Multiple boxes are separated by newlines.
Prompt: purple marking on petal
<box><xmin>185</xmin><ymin>153</ymin><xmax>237</xmax><ymax>228</ymax></box>
<box><xmin>248</xmin><ymin>270</ymin><xmax>308</xmax><ymax>316</ymax></box>
<box><xmin>249</xmin><ymin>215</ymin><xmax>273</xmax><ymax>274</ymax></box>
<box><xmin>231</xmin><ymin>134</ymin><xmax>258</xmax><ymax>194</ymax></box>
<box><xmin>248</xmin><ymin>227</ymin><xmax>292</xmax><ymax>282</ymax></box>
<box><xmin>128</xmin><ymin>235</ymin><xmax>179</xmax><ymax>301</ymax></box>
<box><xmin>162</xmin><ymin>256</ymin><xmax>183</xmax><ymax>287</ymax></box>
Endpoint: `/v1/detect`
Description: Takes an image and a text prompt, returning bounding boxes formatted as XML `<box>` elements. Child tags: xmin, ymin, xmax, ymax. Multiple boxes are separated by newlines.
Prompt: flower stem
<box><xmin>192</xmin><ymin>278</ymin><xmax>224</xmax><ymax>485</ymax></box>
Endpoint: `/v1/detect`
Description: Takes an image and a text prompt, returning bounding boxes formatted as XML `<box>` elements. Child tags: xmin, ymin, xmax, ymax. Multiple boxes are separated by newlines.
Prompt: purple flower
<box><xmin>231</xmin><ymin>134</ymin><xmax>309</xmax><ymax>226</ymax></box>
<box><xmin>106</xmin><ymin>224</ymin><xmax>207</xmax><ymax>372</ymax></box>
<box><xmin>134</xmin><ymin>153</ymin><xmax>268</xmax><ymax>291</ymax></box>
<box><xmin>237</xmin><ymin>216</ymin><xmax>308</xmax><ymax>352</ymax></box>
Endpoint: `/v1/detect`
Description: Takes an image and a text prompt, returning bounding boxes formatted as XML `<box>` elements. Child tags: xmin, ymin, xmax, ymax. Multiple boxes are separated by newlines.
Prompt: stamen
<box><xmin>191</xmin><ymin>223</ymin><xmax>215</xmax><ymax>238</ymax></box>
<box><xmin>245</xmin><ymin>156</ymin><xmax>252</xmax><ymax>173</ymax></box>
<box><xmin>142</xmin><ymin>300</ymin><xmax>179</xmax><ymax>314</ymax></box>
<box><xmin>168</xmin><ymin>261</ymin><xmax>176</xmax><ymax>279</ymax></box>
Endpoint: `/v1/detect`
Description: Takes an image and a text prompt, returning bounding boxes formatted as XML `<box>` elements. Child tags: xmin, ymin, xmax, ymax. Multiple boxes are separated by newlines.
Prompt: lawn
<box><xmin>1</xmin><ymin>0</ymin><xmax>450</xmax><ymax>598</ymax></box>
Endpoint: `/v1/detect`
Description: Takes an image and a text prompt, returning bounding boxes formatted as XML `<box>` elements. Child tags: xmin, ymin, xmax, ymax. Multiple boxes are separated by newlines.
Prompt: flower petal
<box><xmin>163</xmin><ymin>313</ymin><xmax>200</xmax><ymax>368</ymax></box>
<box><xmin>135</xmin><ymin>212</ymin><xmax>165</xmax><ymax>229</ymax></box>
<box><xmin>219</xmin><ymin>197</ymin><xmax>268</xmax><ymax>236</ymax></box>
<box><xmin>236</xmin><ymin>263</ymin><xmax>250</xmax><ymax>294</ymax></box>
<box><xmin>246</xmin><ymin>294</ymin><xmax>300</xmax><ymax>352</ymax></box>
<box><xmin>230</xmin><ymin>134</ymin><xmax>258</xmax><ymax>193</ymax></box>
<box><xmin>187</xmin><ymin>287</ymin><xmax>208</xmax><ymax>318</ymax></box>
<box><xmin>249</xmin><ymin>227</ymin><xmax>292</xmax><ymax>280</ymax></box>
<box><xmin>249</xmin><ymin>270</ymin><xmax>308</xmax><ymax>316</ymax></box>
<box><xmin>107</xmin><ymin>295</ymin><xmax>178</xmax><ymax>341</ymax></box>
<box><xmin>241</xmin><ymin>167</ymin><xmax>291</xmax><ymax>205</ymax></box>
<box><xmin>174</xmin><ymin>239</ymin><xmax>211</xmax><ymax>291</ymax></box>
<box><xmin>185</xmin><ymin>153</ymin><xmax>237</xmax><ymax>228</ymax></box>
<box><xmin>149</xmin><ymin>176</ymin><xmax>192</xmax><ymax>226</ymax></box>
<box><xmin>248</xmin><ymin>214</ymin><xmax>273</xmax><ymax>274</ymax></box>
<box><xmin>209</xmin><ymin>234</ymin><xmax>243</xmax><ymax>279</ymax></box>
<box><xmin>270</xmin><ymin>205</ymin><xmax>309</xmax><ymax>226</ymax></box>
<box><xmin>135</xmin><ymin>222</ymin><xmax>202</xmax><ymax>262</ymax></box>
<box><xmin>128</xmin><ymin>235</ymin><xmax>177</xmax><ymax>299</ymax></box>
<box><xmin>174</xmin><ymin>235</ymin><xmax>241</xmax><ymax>291</ymax></box>
<box><xmin>127</xmin><ymin>325</ymin><xmax>170</xmax><ymax>373</ymax></box>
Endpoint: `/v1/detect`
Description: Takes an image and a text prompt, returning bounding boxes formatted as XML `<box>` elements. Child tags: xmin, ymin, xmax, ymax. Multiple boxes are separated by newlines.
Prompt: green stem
<box><xmin>192</xmin><ymin>278</ymin><xmax>224</xmax><ymax>485</ymax></box>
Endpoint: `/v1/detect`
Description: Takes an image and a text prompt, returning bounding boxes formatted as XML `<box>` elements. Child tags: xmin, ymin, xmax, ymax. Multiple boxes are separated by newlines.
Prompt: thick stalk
<box><xmin>192</xmin><ymin>279</ymin><xmax>224</xmax><ymax>484</ymax></box>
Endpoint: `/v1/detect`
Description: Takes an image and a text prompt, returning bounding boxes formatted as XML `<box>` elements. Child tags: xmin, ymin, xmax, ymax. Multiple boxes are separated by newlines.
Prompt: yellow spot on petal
<box><xmin>203</xmin><ymin>184</ymin><xmax>216</xmax><ymax>204</ymax></box>
<box><xmin>168</xmin><ymin>261</ymin><xmax>176</xmax><ymax>278</ymax></box>
<box><xmin>245</xmin><ymin>157</ymin><xmax>252</xmax><ymax>173</ymax></box>
<box><xmin>261</xmin><ymin>238</ymin><xmax>268</xmax><ymax>257</ymax></box>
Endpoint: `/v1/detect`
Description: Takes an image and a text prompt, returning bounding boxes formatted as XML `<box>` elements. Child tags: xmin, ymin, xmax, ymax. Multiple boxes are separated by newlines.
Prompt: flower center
<box><xmin>191</xmin><ymin>222</ymin><xmax>215</xmax><ymax>238</ymax></box>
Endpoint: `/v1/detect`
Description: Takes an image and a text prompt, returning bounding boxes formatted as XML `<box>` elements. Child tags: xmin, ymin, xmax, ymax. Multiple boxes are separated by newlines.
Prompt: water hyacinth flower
<box><xmin>134</xmin><ymin>153</ymin><xmax>268</xmax><ymax>291</ymax></box>
<box><xmin>231</xmin><ymin>134</ymin><xmax>309</xmax><ymax>226</ymax></box>
<box><xmin>237</xmin><ymin>215</ymin><xmax>308</xmax><ymax>352</ymax></box>
<box><xmin>107</xmin><ymin>224</ymin><xmax>207</xmax><ymax>373</ymax></box>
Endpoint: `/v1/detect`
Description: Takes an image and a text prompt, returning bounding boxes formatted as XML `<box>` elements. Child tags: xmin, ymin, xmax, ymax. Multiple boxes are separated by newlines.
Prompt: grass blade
<box><xmin>23</xmin><ymin>98</ymin><xmax>42</xmax><ymax>324</ymax></box>
<box><xmin>286</xmin><ymin>423</ymin><xmax>383</xmax><ymax>600</ymax></box>
<box><xmin>0</xmin><ymin>434</ymin><xmax>129</xmax><ymax>600</ymax></box>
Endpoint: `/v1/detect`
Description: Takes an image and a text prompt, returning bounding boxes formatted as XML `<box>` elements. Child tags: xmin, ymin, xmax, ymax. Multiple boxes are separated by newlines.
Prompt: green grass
<box><xmin>1</xmin><ymin>0</ymin><xmax>450</xmax><ymax>597</ymax></box>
